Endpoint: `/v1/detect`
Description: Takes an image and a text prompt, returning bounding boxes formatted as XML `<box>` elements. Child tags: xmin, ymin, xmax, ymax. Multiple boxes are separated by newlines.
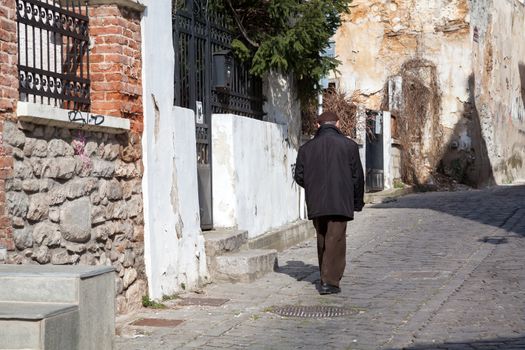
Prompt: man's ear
<box><xmin>316</xmin><ymin>123</ymin><xmax>321</xmax><ymax>129</ymax></box>
<box><xmin>336</xmin><ymin>120</ymin><xmax>341</xmax><ymax>128</ymax></box>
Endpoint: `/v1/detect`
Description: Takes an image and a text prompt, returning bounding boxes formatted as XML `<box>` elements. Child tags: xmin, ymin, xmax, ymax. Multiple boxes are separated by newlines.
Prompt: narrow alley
<box><xmin>117</xmin><ymin>185</ymin><xmax>525</xmax><ymax>350</ymax></box>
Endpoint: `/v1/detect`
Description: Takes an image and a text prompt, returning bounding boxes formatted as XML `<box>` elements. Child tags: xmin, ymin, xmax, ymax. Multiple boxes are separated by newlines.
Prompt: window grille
<box><xmin>17</xmin><ymin>0</ymin><xmax>90</xmax><ymax>111</ymax></box>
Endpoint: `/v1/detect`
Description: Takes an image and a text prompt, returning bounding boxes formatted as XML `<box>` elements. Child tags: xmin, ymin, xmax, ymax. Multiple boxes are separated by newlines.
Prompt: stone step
<box><xmin>247</xmin><ymin>220</ymin><xmax>315</xmax><ymax>252</ymax></box>
<box><xmin>0</xmin><ymin>265</ymin><xmax>115</xmax><ymax>350</ymax></box>
<box><xmin>203</xmin><ymin>229</ymin><xmax>249</xmax><ymax>257</ymax></box>
<box><xmin>0</xmin><ymin>302</ymin><xmax>79</xmax><ymax>350</ymax></box>
<box><xmin>213</xmin><ymin>249</ymin><xmax>278</xmax><ymax>283</ymax></box>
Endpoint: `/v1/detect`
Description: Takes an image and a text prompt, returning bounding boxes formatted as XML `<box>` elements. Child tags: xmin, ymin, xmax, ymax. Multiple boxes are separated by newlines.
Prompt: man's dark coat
<box><xmin>294</xmin><ymin>124</ymin><xmax>365</xmax><ymax>220</ymax></box>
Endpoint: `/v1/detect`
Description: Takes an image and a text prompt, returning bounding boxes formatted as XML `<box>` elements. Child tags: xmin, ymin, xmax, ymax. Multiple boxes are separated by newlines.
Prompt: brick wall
<box><xmin>0</xmin><ymin>0</ymin><xmax>18</xmax><ymax>253</ymax></box>
<box><xmin>89</xmin><ymin>5</ymin><xmax>143</xmax><ymax>134</ymax></box>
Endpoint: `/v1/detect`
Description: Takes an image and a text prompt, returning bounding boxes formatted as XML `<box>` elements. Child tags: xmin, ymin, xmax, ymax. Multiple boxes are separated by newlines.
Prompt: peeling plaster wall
<box><xmin>212</xmin><ymin>114</ymin><xmax>301</xmax><ymax>239</ymax></box>
<box><xmin>335</xmin><ymin>0</ymin><xmax>524</xmax><ymax>186</ymax></box>
<box><xmin>470</xmin><ymin>0</ymin><xmax>525</xmax><ymax>183</ymax></box>
<box><xmin>262</xmin><ymin>71</ymin><xmax>302</xmax><ymax>150</ymax></box>
<box><xmin>335</xmin><ymin>0</ymin><xmax>473</xmax><ymax>184</ymax></box>
<box><xmin>141</xmin><ymin>0</ymin><xmax>208</xmax><ymax>299</ymax></box>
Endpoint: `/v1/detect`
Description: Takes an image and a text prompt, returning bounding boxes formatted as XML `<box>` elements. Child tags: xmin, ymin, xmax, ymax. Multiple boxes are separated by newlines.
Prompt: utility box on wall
<box><xmin>213</xmin><ymin>50</ymin><xmax>233</xmax><ymax>92</ymax></box>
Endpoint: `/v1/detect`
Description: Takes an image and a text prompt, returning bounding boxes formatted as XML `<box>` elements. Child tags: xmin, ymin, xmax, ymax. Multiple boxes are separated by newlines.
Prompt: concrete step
<box><xmin>0</xmin><ymin>264</ymin><xmax>114</xmax><ymax>303</ymax></box>
<box><xmin>213</xmin><ymin>249</ymin><xmax>278</xmax><ymax>283</ymax></box>
<box><xmin>247</xmin><ymin>220</ymin><xmax>315</xmax><ymax>252</ymax></box>
<box><xmin>203</xmin><ymin>229</ymin><xmax>249</xmax><ymax>257</ymax></box>
<box><xmin>0</xmin><ymin>302</ymin><xmax>79</xmax><ymax>350</ymax></box>
<box><xmin>0</xmin><ymin>265</ymin><xmax>115</xmax><ymax>350</ymax></box>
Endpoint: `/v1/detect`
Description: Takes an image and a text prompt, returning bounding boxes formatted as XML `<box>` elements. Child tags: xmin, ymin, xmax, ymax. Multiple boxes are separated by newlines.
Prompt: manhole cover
<box><xmin>177</xmin><ymin>297</ymin><xmax>229</xmax><ymax>306</ymax></box>
<box><xmin>269</xmin><ymin>305</ymin><xmax>356</xmax><ymax>318</ymax></box>
<box><xmin>130</xmin><ymin>318</ymin><xmax>184</xmax><ymax>328</ymax></box>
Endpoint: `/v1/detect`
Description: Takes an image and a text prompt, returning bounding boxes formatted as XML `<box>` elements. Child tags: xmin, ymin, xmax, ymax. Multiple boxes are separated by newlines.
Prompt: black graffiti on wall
<box><xmin>68</xmin><ymin>110</ymin><xmax>105</xmax><ymax>126</ymax></box>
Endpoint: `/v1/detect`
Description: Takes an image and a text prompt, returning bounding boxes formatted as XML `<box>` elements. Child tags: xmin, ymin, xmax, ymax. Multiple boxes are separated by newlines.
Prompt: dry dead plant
<box><xmin>302</xmin><ymin>88</ymin><xmax>358</xmax><ymax>137</ymax></box>
<box><xmin>397</xmin><ymin>59</ymin><xmax>443</xmax><ymax>186</ymax></box>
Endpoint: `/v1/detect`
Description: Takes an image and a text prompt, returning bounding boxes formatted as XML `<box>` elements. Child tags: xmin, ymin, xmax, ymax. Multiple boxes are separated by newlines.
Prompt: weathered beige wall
<box><xmin>335</xmin><ymin>0</ymin><xmax>473</xmax><ymax>185</ymax></box>
<box><xmin>335</xmin><ymin>0</ymin><xmax>525</xmax><ymax>186</ymax></box>
<box><xmin>470</xmin><ymin>0</ymin><xmax>525</xmax><ymax>184</ymax></box>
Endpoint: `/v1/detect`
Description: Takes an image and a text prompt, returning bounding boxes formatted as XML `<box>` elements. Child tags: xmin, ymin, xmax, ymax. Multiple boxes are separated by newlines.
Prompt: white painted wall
<box><xmin>382</xmin><ymin>111</ymin><xmax>393</xmax><ymax>190</ymax></box>
<box><xmin>141</xmin><ymin>0</ymin><xmax>208</xmax><ymax>299</ymax></box>
<box><xmin>212</xmin><ymin>114</ymin><xmax>302</xmax><ymax>239</ymax></box>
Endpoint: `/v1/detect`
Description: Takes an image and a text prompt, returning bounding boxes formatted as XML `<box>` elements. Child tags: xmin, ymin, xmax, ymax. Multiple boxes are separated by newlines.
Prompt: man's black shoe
<box><xmin>319</xmin><ymin>282</ymin><xmax>341</xmax><ymax>295</ymax></box>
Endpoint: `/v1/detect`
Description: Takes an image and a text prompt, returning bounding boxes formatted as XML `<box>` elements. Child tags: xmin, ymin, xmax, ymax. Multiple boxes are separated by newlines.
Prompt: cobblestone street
<box><xmin>116</xmin><ymin>185</ymin><xmax>525</xmax><ymax>350</ymax></box>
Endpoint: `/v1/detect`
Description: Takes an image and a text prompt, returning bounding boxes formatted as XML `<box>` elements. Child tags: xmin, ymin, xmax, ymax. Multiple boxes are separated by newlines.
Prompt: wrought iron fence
<box><xmin>173</xmin><ymin>0</ymin><xmax>264</xmax><ymax>128</ymax></box>
<box><xmin>17</xmin><ymin>0</ymin><xmax>90</xmax><ymax>111</ymax></box>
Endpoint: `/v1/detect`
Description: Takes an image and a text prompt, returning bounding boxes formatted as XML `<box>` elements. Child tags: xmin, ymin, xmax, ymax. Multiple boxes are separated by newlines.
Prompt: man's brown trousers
<box><xmin>313</xmin><ymin>216</ymin><xmax>347</xmax><ymax>287</ymax></box>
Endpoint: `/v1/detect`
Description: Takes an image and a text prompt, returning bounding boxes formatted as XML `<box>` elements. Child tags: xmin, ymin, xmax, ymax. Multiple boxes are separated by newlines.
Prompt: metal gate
<box><xmin>366</xmin><ymin>110</ymin><xmax>384</xmax><ymax>192</ymax></box>
<box><xmin>173</xmin><ymin>0</ymin><xmax>264</xmax><ymax>230</ymax></box>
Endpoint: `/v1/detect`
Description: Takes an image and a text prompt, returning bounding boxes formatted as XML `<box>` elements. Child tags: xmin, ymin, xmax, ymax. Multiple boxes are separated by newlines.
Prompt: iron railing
<box><xmin>17</xmin><ymin>0</ymin><xmax>90</xmax><ymax>111</ymax></box>
<box><xmin>173</xmin><ymin>0</ymin><xmax>264</xmax><ymax>130</ymax></box>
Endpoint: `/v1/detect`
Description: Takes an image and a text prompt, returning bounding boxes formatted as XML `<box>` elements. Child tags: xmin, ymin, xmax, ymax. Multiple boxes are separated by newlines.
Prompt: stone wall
<box><xmin>0</xmin><ymin>0</ymin><xmax>147</xmax><ymax>313</ymax></box>
<box><xmin>3</xmin><ymin>121</ymin><xmax>146</xmax><ymax>313</ymax></box>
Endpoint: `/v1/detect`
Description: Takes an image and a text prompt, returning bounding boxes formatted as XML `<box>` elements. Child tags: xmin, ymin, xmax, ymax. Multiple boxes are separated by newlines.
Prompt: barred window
<box><xmin>17</xmin><ymin>0</ymin><xmax>90</xmax><ymax>111</ymax></box>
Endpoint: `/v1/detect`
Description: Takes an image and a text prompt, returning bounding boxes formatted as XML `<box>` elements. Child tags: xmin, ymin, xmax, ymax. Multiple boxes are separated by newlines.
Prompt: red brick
<box><xmin>0</xmin><ymin>238</ymin><xmax>15</xmax><ymax>251</ymax></box>
<box><xmin>91</xmin><ymin>81</ymin><xmax>121</xmax><ymax>91</ymax></box>
<box><xmin>0</xmin><ymin>168</ymin><xmax>13</xmax><ymax>179</ymax></box>
<box><xmin>0</xmin><ymin>215</ymin><xmax>10</xmax><ymax>227</ymax></box>
<box><xmin>90</xmin><ymin>26</ymin><xmax>124</xmax><ymax>36</ymax></box>
<box><xmin>100</xmin><ymin>35</ymin><xmax>128</xmax><ymax>45</ymax></box>
<box><xmin>0</xmin><ymin>157</ymin><xmax>13</xmax><ymax>168</ymax></box>
<box><xmin>91</xmin><ymin>100</ymin><xmax>122</xmax><ymax>111</ymax></box>
<box><xmin>91</xmin><ymin>6</ymin><xmax>121</xmax><ymax>17</ymax></box>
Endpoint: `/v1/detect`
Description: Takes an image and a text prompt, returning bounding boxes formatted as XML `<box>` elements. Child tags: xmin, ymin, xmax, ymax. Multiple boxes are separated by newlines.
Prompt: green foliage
<box><xmin>142</xmin><ymin>295</ymin><xmax>167</xmax><ymax>309</ymax></box>
<box><xmin>222</xmin><ymin>0</ymin><xmax>352</xmax><ymax>103</ymax></box>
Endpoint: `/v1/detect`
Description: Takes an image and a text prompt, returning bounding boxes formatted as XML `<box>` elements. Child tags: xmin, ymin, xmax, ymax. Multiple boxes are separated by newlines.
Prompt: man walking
<box><xmin>294</xmin><ymin>111</ymin><xmax>365</xmax><ymax>295</ymax></box>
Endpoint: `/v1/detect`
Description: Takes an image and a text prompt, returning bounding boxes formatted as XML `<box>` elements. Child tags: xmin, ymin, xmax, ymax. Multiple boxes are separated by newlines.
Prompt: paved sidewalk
<box><xmin>116</xmin><ymin>185</ymin><xmax>525</xmax><ymax>350</ymax></box>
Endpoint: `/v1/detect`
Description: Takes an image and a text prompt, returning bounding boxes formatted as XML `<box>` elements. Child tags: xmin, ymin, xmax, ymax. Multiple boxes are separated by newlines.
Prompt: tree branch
<box><xmin>226</xmin><ymin>0</ymin><xmax>260</xmax><ymax>48</ymax></box>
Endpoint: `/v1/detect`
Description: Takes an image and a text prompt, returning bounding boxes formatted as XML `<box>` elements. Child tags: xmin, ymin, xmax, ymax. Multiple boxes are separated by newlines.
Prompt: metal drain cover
<box><xmin>269</xmin><ymin>305</ymin><xmax>355</xmax><ymax>318</ymax></box>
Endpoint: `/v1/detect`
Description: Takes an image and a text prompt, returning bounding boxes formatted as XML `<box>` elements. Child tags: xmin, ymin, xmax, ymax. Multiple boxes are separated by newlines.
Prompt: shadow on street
<box><xmin>386</xmin><ymin>334</ymin><xmax>525</xmax><ymax>350</ymax></box>
<box><xmin>370</xmin><ymin>185</ymin><xmax>525</xmax><ymax>238</ymax></box>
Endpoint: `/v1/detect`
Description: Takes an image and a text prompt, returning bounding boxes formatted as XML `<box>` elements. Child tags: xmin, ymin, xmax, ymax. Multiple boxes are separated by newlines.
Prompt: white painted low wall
<box><xmin>212</xmin><ymin>114</ymin><xmax>302</xmax><ymax>239</ymax></box>
<box><xmin>141</xmin><ymin>0</ymin><xmax>208</xmax><ymax>299</ymax></box>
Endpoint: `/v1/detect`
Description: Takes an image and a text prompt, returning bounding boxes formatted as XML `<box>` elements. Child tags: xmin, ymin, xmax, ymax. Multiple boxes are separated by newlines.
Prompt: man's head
<box><xmin>317</xmin><ymin>111</ymin><xmax>340</xmax><ymax>128</ymax></box>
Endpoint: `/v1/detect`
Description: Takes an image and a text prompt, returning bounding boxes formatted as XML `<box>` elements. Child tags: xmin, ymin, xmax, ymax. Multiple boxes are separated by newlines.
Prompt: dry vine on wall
<box><xmin>396</xmin><ymin>59</ymin><xmax>443</xmax><ymax>187</ymax></box>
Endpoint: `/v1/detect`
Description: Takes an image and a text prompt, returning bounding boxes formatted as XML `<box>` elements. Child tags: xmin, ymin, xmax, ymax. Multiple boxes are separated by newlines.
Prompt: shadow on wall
<box><xmin>519</xmin><ymin>62</ymin><xmax>525</xmax><ymax>108</ymax></box>
<box><xmin>437</xmin><ymin>74</ymin><xmax>495</xmax><ymax>188</ymax></box>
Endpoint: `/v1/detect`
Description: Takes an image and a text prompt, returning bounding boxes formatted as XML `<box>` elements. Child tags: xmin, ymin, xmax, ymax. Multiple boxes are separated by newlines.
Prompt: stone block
<box><xmin>13</xmin><ymin>160</ymin><xmax>33</xmax><ymax>179</ymax></box>
<box><xmin>27</xmin><ymin>193</ymin><xmax>49</xmax><ymax>221</ymax></box>
<box><xmin>3</xmin><ymin>121</ymin><xmax>26</xmax><ymax>147</ymax></box>
<box><xmin>123</xmin><ymin>267</ymin><xmax>137</xmax><ymax>288</ymax></box>
<box><xmin>32</xmin><ymin>139</ymin><xmax>48</xmax><ymax>157</ymax></box>
<box><xmin>51</xmin><ymin>248</ymin><xmax>72</xmax><ymax>265</ymax></box>
<box><xmin>32</xmin><ymin>222</ymin><xmax>61</xmax><ymax>246</ymax></box>
<box><xmin>48</xmin><ymin>139</ymin><xmax>74</xmax><ymax>157</ymax></box>
<box><xmin>33</xmin><ymin>245</ymin><xmax>50</xmax><ymax>264</ymax></box>
<box><xmin>100</xmin><ymin>178</ymin><xmax>123</xmax><ymax>200</ymax></box>
<box><xmin>13</xmin><ymin>227</ymin><xmax>33</xmax><ymax>250</ymax></box>
<box><xmin>0</xmin><ymin>304</ymin><xmax>79</xmax><ymax>350</ymax></box>
<box><xmin>0</xmin><ymin>264</ymin><xmax>115</xmax><ymax>349</ymax></box>
<box><xmin>127</xmin><ymin>194</ymin><xmax>142</xmax><ymax>218</ymax></box>
<box><xmin>203</xmin><ymin>229</ymin><xmax>248</xmax><ymax>257</ymax></box>
<box><xmin>66</xmin><ymin>178</ymin><xmax>98</xmax><ymax>199</ymax></box>
<box><xmin>214</xmin><ymin>249</ymin><xmax>278</xmax><ymax>283</ymax></box>
<box><xmin>42</xmin><ymin>157</ymin><xmax>76</xmax><ymax>179</ymax></box>
<box><xmin>92</xmin><ymin>159</ymin><xmax>115</xmax><ymax>178</ymax></box>
<box><xmin>60</xmin><ymin>198</ymin><xmax>92</xmax><ymax>243</ymax></box>
<box><xmin>7</xmin><ymin>191</ymin><xmax>29</xmax><ymax>217</ymax></box>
